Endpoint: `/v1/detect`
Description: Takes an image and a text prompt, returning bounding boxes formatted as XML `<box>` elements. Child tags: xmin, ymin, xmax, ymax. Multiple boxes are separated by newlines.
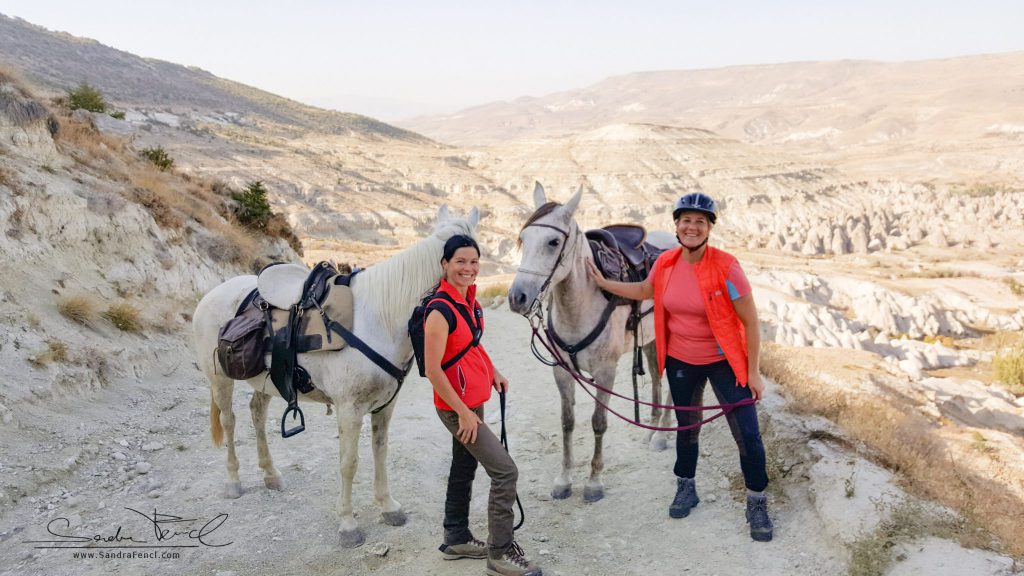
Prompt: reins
<box><xmin>526</xmin><ymin>308</ymin><xmax>753</xmax><ymax>431</ymax></box>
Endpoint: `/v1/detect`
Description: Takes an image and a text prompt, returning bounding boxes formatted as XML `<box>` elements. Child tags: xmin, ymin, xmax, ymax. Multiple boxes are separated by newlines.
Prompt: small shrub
<box><xmin>67</xmin><ymin>83</ymin><xmax>107</xmax><ymax>113</ymax></box>
<box><xmin>231</xmin><ymin>180</ymin><xmax>273</xmax><ymax>230</ymax></box>
<box><xmin>103</xmin><ymin>301</ymin><xmax>142</xmax><ymax>332</ymax></box>
<box><xmin>57</xmin><ymin>294</ymin><xmax>96</xmax><ymax>324</ymax></box>
<box><xmin>40</xmin><ymin>164</ymin><xmax>57</xmax><ymax>174</ymax></box>
<box><xmin>109</xmin><ymin>111</ymin><xmax>126</xmax><ymax>120</ymax></box>
<box><xmin>993</xmin><ymin>338</ymin><xmax>1024</xmax><ymax>396</ymax></box>
<box><xmin>26</xmin><ymin>312</ymin><xmax>40</xmax><ymax>329</ymax></box>
<box><xmin>47</xmin><ymin>339</ymin><xmax>68</xmax><ymax>363</ymax></box>
<box><xmin>1006</xmin><ymin>278</ymin><xmax>1024</xmax><ymax>297</ymax></box>
<box><xmin>140</xmin><ymin>146</ymin><xmax>174</xmax><ymax>171</ymax></box>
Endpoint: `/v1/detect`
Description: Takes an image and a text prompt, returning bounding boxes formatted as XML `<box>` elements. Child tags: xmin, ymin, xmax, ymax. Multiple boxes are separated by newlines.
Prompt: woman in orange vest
<box><xmin>586</xmin><ymin>193</ymin><xmax>773</xmax><ymax>542</ymax></box>
<box><xmin>423</xmin><ymin>234</ymin><xmax>543</xmax><ymax>576</ymax></box>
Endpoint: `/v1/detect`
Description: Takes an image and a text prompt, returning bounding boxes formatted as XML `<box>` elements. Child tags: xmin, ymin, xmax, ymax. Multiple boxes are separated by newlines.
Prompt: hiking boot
<box><xmin>746</xmin><ymin>494</ymin><xmax>774</xmax><ymax>542</ymax></box>
<box><xmin>486</xmin><ymin>541</ymin><xmax>543</xmax><ymax>576</ymax></box>
<box><xmin>438</xmin><ymin>534</ymin><xmax>487</xmax><ymax>560</ymax></box>
<box><xmin>669</xmin><ymin>477</ymin><xmax>699</xmax><ymax>518</ymax></box>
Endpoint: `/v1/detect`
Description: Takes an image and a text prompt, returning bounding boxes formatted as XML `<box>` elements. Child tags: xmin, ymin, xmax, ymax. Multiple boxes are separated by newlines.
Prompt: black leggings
<box><xmin>666</xmin><ymin>356</ymin><xmax>768</xmax><ymax>492</ymax></box>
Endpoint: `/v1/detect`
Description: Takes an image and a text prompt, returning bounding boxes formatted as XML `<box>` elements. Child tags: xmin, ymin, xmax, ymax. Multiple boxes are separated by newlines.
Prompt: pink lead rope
<box><xmin>529</xmin><ymin>318</ymin><xmax>755</xmax><ymax>432</ymax></box>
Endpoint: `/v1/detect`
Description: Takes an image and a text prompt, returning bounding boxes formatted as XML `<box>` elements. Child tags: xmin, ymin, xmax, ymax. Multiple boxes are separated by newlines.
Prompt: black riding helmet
<box><xmin>672</xmin><ymin>192</ymin><xmax>718</xmax><ymax>224</ymax></box>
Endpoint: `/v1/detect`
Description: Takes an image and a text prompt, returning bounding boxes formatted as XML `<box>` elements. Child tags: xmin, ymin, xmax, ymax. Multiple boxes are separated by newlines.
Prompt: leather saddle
<box><xmin>236</xmin><ymin>262</ymin><xmax>359</xmax><ymax>437</ymax></box>
<box><xmin>585</xmin><ymin>224</ymin><xmax>665</xmax><ymax>284</ymax></box>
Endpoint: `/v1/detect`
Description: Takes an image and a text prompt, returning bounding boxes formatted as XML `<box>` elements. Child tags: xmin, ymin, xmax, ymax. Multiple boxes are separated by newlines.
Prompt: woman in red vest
<box><xmin>587</xmin><ymin>193</ymin><xmax>773</xmax><ymax>542</ymax></box>
<box><xmin>423</xmin><ymin>234</ymin><xmax>543</xmax><ymax>576</ymax></box>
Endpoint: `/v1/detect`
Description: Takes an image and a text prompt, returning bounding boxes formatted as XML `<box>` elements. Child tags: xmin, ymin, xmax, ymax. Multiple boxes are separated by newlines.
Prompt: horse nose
<box><xmin>508</xmin><ymin>289</ymin><xmax>529</xmax><ymax>314</ymax></box>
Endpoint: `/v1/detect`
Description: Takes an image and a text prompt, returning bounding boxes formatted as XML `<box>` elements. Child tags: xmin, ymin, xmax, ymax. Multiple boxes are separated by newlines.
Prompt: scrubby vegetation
<box><xmin>761</xmin><ymin>343</ymin><xmax>1019</xmax><ymax>556</ymax></box>
<box><xmin>102</xmin><ymin>301</ymin><xmax>142</xmax><ymax>332</ymax></box>
<box><xmin>67</xmin><ymin>83</ymin><xmax>106</xmax><ymax>113</ymax></box>
<box><xmin>139</xmin><ymin>146</ymin><xmax>174</xmax><ymax>171</ymax></box>
<box><xmin>993</xmin><ymin>336</ymin><xmax>1024</xmax><ymax>396</ymax></box>
<box><xmin>231</xmin><ymin>180</ymin><xmax>273</xmax><ymax>229</ymax></box>
<box><xmin>57</xmin><ymin>294</ymin><xmax>96</xmax><ymax>324</ymax></box>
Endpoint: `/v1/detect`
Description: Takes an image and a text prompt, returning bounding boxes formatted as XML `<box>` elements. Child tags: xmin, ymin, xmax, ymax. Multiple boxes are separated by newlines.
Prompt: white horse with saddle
<box><xmin>193</xmin><ymin>206</ymin><xmax>479</xmax><ymax>547</ymax></box>
<box><xmin>508</xmin><ymin>183</ymin><xmax>676</xmax><ymax>503</ymax></box>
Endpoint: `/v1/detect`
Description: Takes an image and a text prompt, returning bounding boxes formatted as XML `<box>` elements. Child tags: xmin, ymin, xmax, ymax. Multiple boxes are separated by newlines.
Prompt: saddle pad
<box><xmin>258</xmin><ymin>263</ymin><xmax>310</xmax><ymax>309</ymax></box>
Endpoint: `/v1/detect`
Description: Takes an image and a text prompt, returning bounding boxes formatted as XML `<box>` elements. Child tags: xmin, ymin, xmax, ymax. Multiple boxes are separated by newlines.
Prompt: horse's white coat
<box><xmin>193</xmin><ymin>205</ymin><xmax>479</xmax><ymax>547</ymax></box>
<box><xmin>508</xmin><ymin>183</ymin><xmax>674</xmax><ymax>502</ymax></box>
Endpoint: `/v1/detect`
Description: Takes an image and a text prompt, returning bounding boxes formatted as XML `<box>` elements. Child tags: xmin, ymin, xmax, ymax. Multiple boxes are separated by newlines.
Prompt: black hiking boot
<box><xmin>669</xmin><ymin>477</ymin><xmax>699</xmax><ymax>518</ymax></box>
<box><xmin>746</xmin><ymin>494</ymin><xmax>774</xmax><ymax>542</ymax></box>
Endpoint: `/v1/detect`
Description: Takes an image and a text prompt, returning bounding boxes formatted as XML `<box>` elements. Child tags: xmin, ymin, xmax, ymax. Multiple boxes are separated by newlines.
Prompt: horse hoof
<box><xmin>223</xmin><ymin>482</ymin><xmax>243</xmax><ymax>499</ymax></box>
<box><xmin>338</xmin><ymin>527</ymin><xmax>366</xmax><ymax>548</ymax></box>
<box><xmin>649</xmin><ymin>436</ymin><xmax>668</xmax><ymax>452</ymax></box>
<box><xmin>583</xmin><ymin>485</ymin><xmax>604</xmax><ymax>503</ymax></box>
<box><xmin>264</xmin><ymin>476</ymin><xmax>284</xmax><ymax>491</ymax></box>
<box><xmin>551</xmin><ymin>484</ymin><xmax>572</xmax><ymax>500</ymax></box>
<box><xmin>381</xmin><ymin>510</ymin><xmax>407</xmax><ymax>526</ymax></box>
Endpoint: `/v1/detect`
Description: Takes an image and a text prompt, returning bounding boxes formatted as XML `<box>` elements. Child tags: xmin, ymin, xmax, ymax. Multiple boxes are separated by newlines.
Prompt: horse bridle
<box><xmin>516</xmin><ymin>221</ymin><xmax>580</xmax><ymax>319</ymax></box>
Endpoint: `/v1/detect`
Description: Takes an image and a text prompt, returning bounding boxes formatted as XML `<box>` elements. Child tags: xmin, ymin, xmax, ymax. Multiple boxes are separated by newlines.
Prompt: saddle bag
<box><xmin>216</xmin><ymin>310</ymin><xmax>268</xmax><ymax>380</ymax></box>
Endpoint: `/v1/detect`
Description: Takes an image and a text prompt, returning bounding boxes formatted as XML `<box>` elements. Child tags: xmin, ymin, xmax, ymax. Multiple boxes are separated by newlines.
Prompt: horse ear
<box><xmin>468</xmin><ymin>206</ymin><xmax>480</xmax><ymax>229</ymax></box>
<box><xmin>563</xmin><ymin>185</ymin><xmax>583</xmax><ymax>217</ymax></box>
<box><xmin>437</xmin><ymin>204</ymin><xmax>450</xmax><ymax>223</ymax></box>
<box><xmin>533</xmin><ymin>181</ymin><xmax>547</xmax><ymax>209</ymax></box>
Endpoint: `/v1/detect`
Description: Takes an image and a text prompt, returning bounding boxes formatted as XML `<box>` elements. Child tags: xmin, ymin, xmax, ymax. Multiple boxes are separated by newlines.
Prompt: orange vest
<box><xmin>651</xmin><ymin>246</ymin><xmax>749</xmax><ymax>385</ymax></box>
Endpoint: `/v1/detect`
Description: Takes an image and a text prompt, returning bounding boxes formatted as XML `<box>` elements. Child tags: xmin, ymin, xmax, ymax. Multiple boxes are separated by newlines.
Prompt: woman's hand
<box><xmin>585</xmin><ymin>260</ymin><xmax>605</xmax><ymax>288</ymax></box>
<box><xmin>456</xmin><ymin>409</ymin><xmax>482</xmax><ymax>444</ymax></box>
<box><xmin>493</xmin><ymin>371</ymin><xmax>510</xmax><ymax>393</ymax></box>
<box><xmin>747</xmin><ymin>372</ymin><xmax>765</xmax><ymax>401</ymax></box>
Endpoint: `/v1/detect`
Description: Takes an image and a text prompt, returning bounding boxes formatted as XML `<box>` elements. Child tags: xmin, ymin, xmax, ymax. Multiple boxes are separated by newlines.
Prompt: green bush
<box><xmin>109</xmin><ymin>111</ymin><xmax>126</xmax><ymax>120</ymax></box>
<box><xmin>231</xmin><ymin>180</ymin><xmax>273</xmax><ymax>230</ymax></box>
<box><xmin>67</xmin><ymin>83</ymin><xmax>106</xmax><ymax>113</ymax></box>
<box><xmin>140</xmin><ymin>146</ymin><xmax>174</xmax><ymax>171</ymax></box>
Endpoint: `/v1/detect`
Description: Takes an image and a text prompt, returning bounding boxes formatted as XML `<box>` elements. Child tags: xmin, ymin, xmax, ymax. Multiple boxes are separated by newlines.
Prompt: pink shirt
<box><xmin>663</xmin><ymin>259</ymin><xmax>751</xmax><ymax>365</ymax></box>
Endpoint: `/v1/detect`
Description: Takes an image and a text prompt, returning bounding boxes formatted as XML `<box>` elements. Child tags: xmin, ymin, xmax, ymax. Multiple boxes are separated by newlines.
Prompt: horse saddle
<box><xmin>585</xmin><ymin>224</ymin><xmax>666</xmax><ymax>284</ymax></box>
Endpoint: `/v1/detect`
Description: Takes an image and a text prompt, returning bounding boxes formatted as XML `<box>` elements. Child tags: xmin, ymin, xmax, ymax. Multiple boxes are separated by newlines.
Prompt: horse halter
<box><xmin>516</xmin><ymin>221</ymin><xmax>579</xmax><ymax>319</ymax></box>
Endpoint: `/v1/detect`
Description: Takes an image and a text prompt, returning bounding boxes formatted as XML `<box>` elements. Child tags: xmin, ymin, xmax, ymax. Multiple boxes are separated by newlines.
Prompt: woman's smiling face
<box><xmin>443</xmin><ymin>246</ymin><xmax>480</xmax><ymax>289</ymax></box>
<box><xmin>675</xmin><ymin>211</ymin><xmax>712</xmax><ymax>249</ymax></box>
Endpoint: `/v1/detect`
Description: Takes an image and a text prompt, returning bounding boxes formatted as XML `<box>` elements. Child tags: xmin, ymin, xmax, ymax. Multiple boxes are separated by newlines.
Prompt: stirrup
<box><xmin>281</xmin><ymin>404</ymin><xmax>306</xmax><ymax>437</ymax></box>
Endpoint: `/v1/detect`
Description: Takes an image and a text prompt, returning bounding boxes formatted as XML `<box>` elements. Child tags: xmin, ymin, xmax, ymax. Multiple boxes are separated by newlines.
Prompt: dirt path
<box><xmin>1</xmin><ymin>309</ymin><xmax>847</xmax><ymax>576</ymax></box>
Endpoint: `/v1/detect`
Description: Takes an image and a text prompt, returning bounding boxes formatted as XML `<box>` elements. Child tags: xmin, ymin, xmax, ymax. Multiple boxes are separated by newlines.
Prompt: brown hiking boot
<box><xmin>438</xmin><ymin>534</ymin><xmax>487</xmax><ymax>560</ymax></box>
<box><xmin>486</xmin><ymin>541</ymin><xmax>543</xmax><ymax>576</ymax></box>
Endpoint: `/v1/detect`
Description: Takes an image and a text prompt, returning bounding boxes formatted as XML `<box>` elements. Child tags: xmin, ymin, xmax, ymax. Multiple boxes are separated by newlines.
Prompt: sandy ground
<box><xmin>3</xmin><ymin>308</ymin><xmax>851</xmax><ymax>576</ymax></box>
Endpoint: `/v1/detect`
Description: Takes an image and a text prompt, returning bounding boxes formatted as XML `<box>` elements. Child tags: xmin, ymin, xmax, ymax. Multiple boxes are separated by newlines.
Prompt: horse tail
<box><xmin>210</xmin><ymin>390</ymin><xmax>224</xmax><ymax>447</ymax></box>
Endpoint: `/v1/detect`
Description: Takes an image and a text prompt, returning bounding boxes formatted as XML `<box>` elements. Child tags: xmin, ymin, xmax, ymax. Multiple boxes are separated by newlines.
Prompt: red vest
<box><xmin>432</xmin><ymin>280</ymin><xmax>494</xmax><ymax>411</ymax></box>
<box><xmin>651</xmin><ymin>246</ymin><xmax>749</xmax><ymax>385</ymax></box>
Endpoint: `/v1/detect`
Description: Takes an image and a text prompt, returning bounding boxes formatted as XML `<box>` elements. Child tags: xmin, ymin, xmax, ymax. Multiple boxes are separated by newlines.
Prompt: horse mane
<box><xmin>351</xmin><ymin>218</ymin><xmax>474</xmax><ymax>332</ymax></box>
<box><xmin>517</xmin><ymin>201</ymin><xmax>562</xmax><ymax>247</ymax></box>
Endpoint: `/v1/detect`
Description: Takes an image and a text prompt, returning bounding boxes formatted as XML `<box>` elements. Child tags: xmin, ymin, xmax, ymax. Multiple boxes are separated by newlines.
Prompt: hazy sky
<box><xmin>2</xmin><ymin>1</ymin><xmax>1022</xmax><ymax>120</ymax></box>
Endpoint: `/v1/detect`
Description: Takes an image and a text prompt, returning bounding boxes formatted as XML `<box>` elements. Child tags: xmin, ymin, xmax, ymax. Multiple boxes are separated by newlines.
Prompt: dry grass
<box><xmin>102</xmin><ymin>301</ymin><xmax>142</xmax><ymax>332</ymax></box>
<box><xmin>992</xmin><ymin>335</ymin><xmax>1024</xmax><ymax>396</ymax></box>
<box><xmin>762</xmin><ymin>343</ymin><xmax>1023</xmax><ymax>557</ymax></box>
<box><xmin>57</xmin><ymin>294</ymin><xmax>97</xmax><ymax>324</ymax></box>
<box><xmin>28</xmin><ymin>339</ymin><xmax>70</xmax><ymax>367</ymax></box>
<box><xmin>847</xmin><ymin>498</ymin><xmax>960</xmax><ymax>576</ymax></box>
<box><xmin>477</xmin><ymin>283</ymin><xmax>510</xmax><ymax>300</ymax></box>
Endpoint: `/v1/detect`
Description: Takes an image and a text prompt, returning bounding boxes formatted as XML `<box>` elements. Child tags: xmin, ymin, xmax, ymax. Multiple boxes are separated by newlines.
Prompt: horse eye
<box><xmin>548</xmin><ymin>238</ymin><xmax>561</xmax><ymax>247</ymax></box>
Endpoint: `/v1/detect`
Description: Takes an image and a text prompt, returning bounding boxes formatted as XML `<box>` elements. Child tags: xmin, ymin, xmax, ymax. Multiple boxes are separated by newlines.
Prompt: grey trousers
<box><xmin>437</xmin><ymin>405</ymin><xmax>518</xmax><ymax>551</ymax></box>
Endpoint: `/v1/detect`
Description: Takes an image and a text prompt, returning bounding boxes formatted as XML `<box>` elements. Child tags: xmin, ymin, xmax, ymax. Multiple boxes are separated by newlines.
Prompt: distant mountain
<box><xmin>0</xmin><ymin>13</ymin><xmax>424</xmax><ymax>141</ymax></box>
<box><xmin>401</xmin><ymin>53</ymin><xmax>1024</xmax><ymax>149</ymax></box>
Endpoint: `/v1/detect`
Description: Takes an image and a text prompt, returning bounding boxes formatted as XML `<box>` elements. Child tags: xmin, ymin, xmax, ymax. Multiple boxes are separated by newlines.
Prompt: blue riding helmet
<box><xmin>672</xmin><ymin>192</ymin><xmax>718</xmax><ymax>224</ymax></box>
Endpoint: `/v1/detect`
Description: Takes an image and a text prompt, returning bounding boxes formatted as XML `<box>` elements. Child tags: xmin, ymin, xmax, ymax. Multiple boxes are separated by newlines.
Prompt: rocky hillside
<box><xmin>0</xmin><ymin>68</ymin><xmax>296</xmax><ymax>472</ymax></box>
<box><xmin>0</xmin><ymin>14</ymin><xmax>421</xmax><ymax>140</ymax></box>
